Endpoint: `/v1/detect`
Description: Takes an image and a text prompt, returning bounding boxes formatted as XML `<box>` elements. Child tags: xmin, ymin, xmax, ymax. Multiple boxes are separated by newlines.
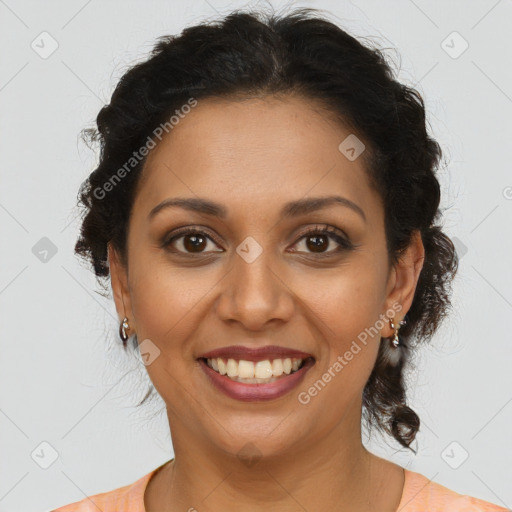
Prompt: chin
<box><xmin>208</xmin><ymin>419</ymin><xmax>308</xmax><ymax>464</ymax></box>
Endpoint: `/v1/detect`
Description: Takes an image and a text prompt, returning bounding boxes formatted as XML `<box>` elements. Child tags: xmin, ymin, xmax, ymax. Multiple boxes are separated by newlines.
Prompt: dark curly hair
<box><xmin>74</xmin><ymin>6</ymin><xmax>458</xmax><ymax>453</ymax></box>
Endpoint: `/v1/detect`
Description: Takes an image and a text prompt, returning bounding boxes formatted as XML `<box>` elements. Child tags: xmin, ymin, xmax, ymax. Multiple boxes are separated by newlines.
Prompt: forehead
<box><xmin>134</xmin><ymin>94</ymin><xmax>379</xmax><ymax>222</ymax></box>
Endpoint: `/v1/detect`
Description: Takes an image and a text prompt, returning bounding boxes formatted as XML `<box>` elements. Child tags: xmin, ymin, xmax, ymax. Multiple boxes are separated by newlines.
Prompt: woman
<box><xmin>52</xmin><ymin>7</ymin><xmax>508</xmax><ymax>512</ymax></box>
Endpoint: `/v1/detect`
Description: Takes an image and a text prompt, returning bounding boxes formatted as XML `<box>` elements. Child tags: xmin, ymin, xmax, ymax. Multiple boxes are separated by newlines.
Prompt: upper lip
<box><xmin>198</xmin><ymin>345</ymin><xmax>315</xmax><ymax>362</ymax></box>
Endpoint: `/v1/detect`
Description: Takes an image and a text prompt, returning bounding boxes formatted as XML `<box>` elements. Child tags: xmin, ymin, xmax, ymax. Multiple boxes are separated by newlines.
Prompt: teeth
<box><xmin>238</xmin><ymin>360</ymin><xmax>254</xmax><ymax>379</ymax></box>
<box><xmin>226</xmin><ymin>358</ymin><xmax>238</xmax><ymax>377</ymax></box>
<box><xmin>272</xmin><ymin>359</ymin><xmax>284</xmax><ymax>376</ymax></box>
<box><xmin>205</xmin><ymin>357</ymin><xmax>305</xmax><ymax>381</ymax></box>
<box><xmin>255</xmin><ymin>360</ymin><xmax>272</xmax><ymax>379</ymax></box>
<box><xmin>217</xmin><ymin>359</ymin><xmax>227</xmax><ymax>375</ymax></box>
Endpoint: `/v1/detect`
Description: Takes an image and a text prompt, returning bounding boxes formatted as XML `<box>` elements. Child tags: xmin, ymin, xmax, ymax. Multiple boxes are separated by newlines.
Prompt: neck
<box><xmin>153</xmin><ymin>402</ymin><xmax>382</xmax><ymax>512</ymax></box>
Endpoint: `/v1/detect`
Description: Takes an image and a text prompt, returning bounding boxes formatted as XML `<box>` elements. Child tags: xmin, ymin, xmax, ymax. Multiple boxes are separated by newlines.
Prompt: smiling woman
<box><xmin>52</xmin><ymin>6</ymin><xmax>506</xmax><ymax>512</ymax></box>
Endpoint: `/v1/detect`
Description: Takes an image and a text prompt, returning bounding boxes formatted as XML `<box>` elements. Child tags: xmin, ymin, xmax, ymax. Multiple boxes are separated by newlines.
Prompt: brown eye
<box><xmin>182</xmin><ymin>233</ymin><xmax>207</xmax><ymax>252</ymax></box>
<box><xmin>164</xmin><ymin>229</ymin><xmax>223</xmax><ymax>254</ymax></box>
<box><xmin>304</xmin><ymin>233</ymin><xmax>329</xmax><ymax>253</ymax></box>
<box><xmin>303</xmin><ymin>234</ymin><xmax>332</xmax><ymax>253</ymax></box>
<box><xmin>292</xmin><ymin>225</ymin><xmax>354</xmax><ymax>255</ymax></box>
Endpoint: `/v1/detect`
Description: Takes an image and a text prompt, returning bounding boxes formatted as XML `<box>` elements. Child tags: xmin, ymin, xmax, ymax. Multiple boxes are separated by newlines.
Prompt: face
<box><xmin>109</xmin><ymin>94</ymin><xmax>423</xmax><ymax>463</ymax></box>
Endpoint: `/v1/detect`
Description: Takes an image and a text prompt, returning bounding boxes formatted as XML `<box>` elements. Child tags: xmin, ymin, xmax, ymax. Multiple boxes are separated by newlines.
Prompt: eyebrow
<box><xmin>148</xmin><ymin>195</ymin><xmax>366</xmax><ymax>223</ymax></box>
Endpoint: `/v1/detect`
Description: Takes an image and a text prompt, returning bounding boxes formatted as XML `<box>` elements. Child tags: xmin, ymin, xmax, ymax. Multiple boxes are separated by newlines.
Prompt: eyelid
<box><xmin>294</xmin><ymin>224</ymin><xmax>350</xmax><ymax>242</ymax></box>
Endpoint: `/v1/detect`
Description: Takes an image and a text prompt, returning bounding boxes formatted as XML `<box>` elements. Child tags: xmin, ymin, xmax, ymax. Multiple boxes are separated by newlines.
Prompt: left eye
<box><xmin>291</xmin><ymin>226</ymin><xmax>353</xmax><ymax>255</ymax></box>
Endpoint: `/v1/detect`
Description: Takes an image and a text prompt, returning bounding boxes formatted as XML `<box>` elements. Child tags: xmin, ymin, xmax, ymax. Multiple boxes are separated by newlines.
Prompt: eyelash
<box><xmin>162</xmin><ymin>224</ymin><xmax>355</xmax><ymax>257</ymax></box>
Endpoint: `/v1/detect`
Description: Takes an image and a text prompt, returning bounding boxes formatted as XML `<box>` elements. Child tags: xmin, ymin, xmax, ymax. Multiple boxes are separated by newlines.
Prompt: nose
<box><xmin>214</xmin><ymin>244</ymin><xmax>295</xmax><ymax>331</ymax></box>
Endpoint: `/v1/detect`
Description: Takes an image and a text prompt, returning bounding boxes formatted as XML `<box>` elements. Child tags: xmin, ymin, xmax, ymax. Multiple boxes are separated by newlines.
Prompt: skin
<box><xmin>108</xmin><ymin>94</ymin><xmax>425</xmax><ymax>512</ymax></box>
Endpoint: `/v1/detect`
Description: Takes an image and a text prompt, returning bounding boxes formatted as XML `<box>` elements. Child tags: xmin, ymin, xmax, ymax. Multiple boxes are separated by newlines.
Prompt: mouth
<box><xmin>200</xmin><ymin>356</ymin><xmax>311</xmax><ymax>384</ymax></box>
<box><xmin>196</xmin><ymin>346</ymin><xmax>316</xmax><ymax>401</ymax></box>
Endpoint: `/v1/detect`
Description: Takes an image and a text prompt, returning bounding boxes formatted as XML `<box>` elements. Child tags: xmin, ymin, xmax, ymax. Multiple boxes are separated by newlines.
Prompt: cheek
<box><xmin>299</xmin><ymin>259</ymin><xmax>385</xmax><ymax>341</ymax></box>
<box><xmin>292</xmin><ymin>270</ymin><xmax>383</xmax><ymax>436</ymax></box>
<box><xmin>292</xmin><ymin>258</ymin><xmax>385</xmax><ymax>390</ymax></box>
<box><xmin>129</xmin><ymin>264</ymin><xmax>211</xmax><ymax>350</ymax></box>
<box><xmin>127</xmin><ymin>262</ymin><xmax>212</xmax><ymax>409</ymax></box>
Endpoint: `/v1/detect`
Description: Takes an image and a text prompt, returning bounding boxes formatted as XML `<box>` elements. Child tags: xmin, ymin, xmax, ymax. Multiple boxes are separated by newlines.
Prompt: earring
<box><xmin>389</xmin><ymin>317</ymin><xmax>407</xmax><ymax>348</ymax></box>
<box><xmin>119</xmin><ymin>317</ymin><xmax>130</xmax><ymax>346</ymax></box>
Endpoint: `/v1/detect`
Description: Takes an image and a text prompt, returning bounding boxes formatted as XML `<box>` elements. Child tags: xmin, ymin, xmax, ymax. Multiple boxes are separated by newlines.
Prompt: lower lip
<box><xmin>198</xmin><ymin>358</ymin><xmax>315</xmax><ymax>402</ymax></box>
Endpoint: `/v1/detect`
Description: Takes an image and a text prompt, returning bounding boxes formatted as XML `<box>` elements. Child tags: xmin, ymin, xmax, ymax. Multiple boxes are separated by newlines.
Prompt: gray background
<box><xmin>1</xmin><ymin>0</ymin><xmax>511</xmax><ymax>511</ymax></box>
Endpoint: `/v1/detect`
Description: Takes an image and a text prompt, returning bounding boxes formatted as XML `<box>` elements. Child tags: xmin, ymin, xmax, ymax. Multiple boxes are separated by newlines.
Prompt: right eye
<box><xmin>163</xmin><ymin>228</ymin><xmax>224</xmax><ymax>254</ymax></box>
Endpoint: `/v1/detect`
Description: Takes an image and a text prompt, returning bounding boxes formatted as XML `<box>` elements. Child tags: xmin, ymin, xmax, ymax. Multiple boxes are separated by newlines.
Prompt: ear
<box><xmin>382</xmin><ymin>230</ymin><xmax>425</xmax><ymax>337</ymax></box>
<box><xmin>108</xmin><ymin>242</ymin><xmax>136</xmax><ymax>335</ymax></box>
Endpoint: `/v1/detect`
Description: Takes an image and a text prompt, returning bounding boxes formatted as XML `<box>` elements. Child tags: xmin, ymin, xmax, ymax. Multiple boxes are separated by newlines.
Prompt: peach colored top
<box><xmin>51</xmin><ymin>461</ymin><xmax>509</xmax><ymax>511</ymax></box>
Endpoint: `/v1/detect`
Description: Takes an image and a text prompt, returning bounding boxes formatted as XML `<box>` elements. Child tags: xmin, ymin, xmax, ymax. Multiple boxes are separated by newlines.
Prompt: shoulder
<box><xmin>399</xmin><ymin>469</ymin><xmax>510</xmax><ymax>512</ymax></box>
<box><xmin>49</xmin><ymin>464</ymin><xmax>162</xmax><ymax>512</ymax></box>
